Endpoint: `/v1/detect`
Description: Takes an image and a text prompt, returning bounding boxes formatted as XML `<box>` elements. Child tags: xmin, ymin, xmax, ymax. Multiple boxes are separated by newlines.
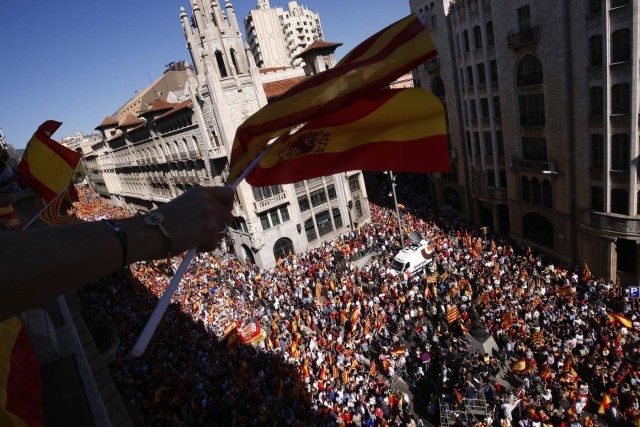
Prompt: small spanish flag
<box><xmin>607</xmin><ymin>312</ymin><xmax>633</xmax><ymax>328</ymax></box>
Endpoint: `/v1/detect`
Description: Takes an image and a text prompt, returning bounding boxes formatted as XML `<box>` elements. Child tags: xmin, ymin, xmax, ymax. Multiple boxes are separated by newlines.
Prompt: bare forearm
<box><xmin>0</xmin><ymin>216</ymin><xmax>165</xmax><ymax>320</ymax></box>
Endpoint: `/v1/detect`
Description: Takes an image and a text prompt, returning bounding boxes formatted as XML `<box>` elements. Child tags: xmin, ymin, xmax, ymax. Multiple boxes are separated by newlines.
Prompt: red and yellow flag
<box><xmin>607</xmin><ymin>312</ymin><xmax>633</xmax><ymax>328</ymax></box>
<box><xmin>17</xmin><ymin>121</ymin><xmax>81</xmax><ymax>203</ymax></box>
<box><xmin>245</xmin><ymin>88</ymin><xmax>447</xmax><ymax>186</ymax></box>
<box><xmin>0</xmin><ymin>317</ymin><xmax>43</xmax><ymax>427</ymax></box>
<box><xmin>0</xmin><ymin>205</ymin><xmax>21</xmax><ymax>230</ymax></box>
<box><xmin>446</xmin><ymin>307</ymin><xmax>459</xmax><ymax>324</ymax></box>
<box><xmin>229</xmin><ymin>14</ymin><xmax>437</xmax><ymax>183</ymax></box>
<box><xmin>38</xmin><ymin>184</ymin><xmax>79</xmax><ymax>226</ymax></box>
<box><xmin>597</xmin><ymin>393</ymin><xmax>611</xmax><ymax>414</ymax></box>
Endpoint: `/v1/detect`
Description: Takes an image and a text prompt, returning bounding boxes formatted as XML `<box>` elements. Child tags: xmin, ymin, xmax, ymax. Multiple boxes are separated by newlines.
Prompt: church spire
<box><xmin>225</xmin><ymin>0</ymin><xmax>241</xmax><ymax>35</ymax></box>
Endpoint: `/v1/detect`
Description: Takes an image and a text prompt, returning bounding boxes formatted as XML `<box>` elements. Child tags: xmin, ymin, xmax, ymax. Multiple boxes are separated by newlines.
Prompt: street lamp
<box><xmin>385</xmin><ymin>171</ymin><xmax>404</xmax><ymax>248</ymax></box>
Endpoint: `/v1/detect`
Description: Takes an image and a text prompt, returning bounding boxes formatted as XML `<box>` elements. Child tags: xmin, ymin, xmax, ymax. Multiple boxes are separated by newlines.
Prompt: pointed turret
<box><xmin>225</xmin><ymin>0</ymin><xmax>241</xmax><ymax>35</ymax></box>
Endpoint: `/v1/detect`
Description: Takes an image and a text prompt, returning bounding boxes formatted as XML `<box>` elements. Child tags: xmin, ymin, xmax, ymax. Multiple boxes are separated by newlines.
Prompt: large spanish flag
<box><xmin>229</xmin><ymin>14</ymin><xmax>437</xmax><ymax>183</ymax></box>
<box><xmin>17</xmin><ymin>121</ymin><xmax>81</xmax><ymax>203</ymax></box>
<box><xmin>0</xmin><ymin>317</ymin><xmax>43</xmax><ymax>427</ymax></box>
<box><xmin>607</xmin><ymin>312</ymin><xmax>633</xmax><ymax>328</ymax></box>
<box><xmin>245</xmin><ymin>88</ymin><xmax>447</xmax><ymax>185</ymax></box>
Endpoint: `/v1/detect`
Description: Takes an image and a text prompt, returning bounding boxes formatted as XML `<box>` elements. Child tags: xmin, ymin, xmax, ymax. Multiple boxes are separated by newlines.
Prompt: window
<box><xmin>531</xmin><ymin>178</ymin><xmax>542</xmax><ymax>204</ymax></box>
<box><xmin>521</xmin><ymin>176</ymin><xmax>531</xmax><ymax>201</ymax></box>
<box><xmin>517</xmin><ymin>5</ymin><xmax>531</xmax><ymax>31</ymax></box>
<box><xmin>273</xmin><ymin>238</ymin><xmax>294</xmax><ymax>260</ymax></box>
<box><xmin>519</xmin><ymin>94</ymin><xmax>545</xmax><ymax>126</ymax></box>
<box><xmin>315</xmin><ymin>210</ymin><xmax>333</xmax><ymax>236</ymax></box>
<box><xmin>348</xmin><ymin>175</ymin><xmax>361</xmax><ymax>192</ymax></box>
<box><xmin>477</xmin><ymin>63</ymin><xmax>486</xmax><ymax>85</ymax></box>
<box><xmin>474</xmin><ymin>132</ymin><xmax>481</xmax><ymax>155</ymax></box>
<box><xmin>230</xmin><ymin>48</ymin><xmax>239</xmax><ymax>74</ymax></box>
<box><xmin>215</xmin><ymin>50</ymin><xmax>228</xmax><ymax>78</ymax></box>
<box><xmin>522</xmin><ymin>137</ymin><xmax>547</xmax><ymax>161</ymax></box>
<box><xmin>305</xmin><ymin>218</ymin><xmax>317</xmax><ymax>241</ymax></box>
<box><xmin>497</xmin><ymin>131</ymin><xmax>504</xmax><ymax>156</ymax></box>
<box><xmin>260</xmin><ymin>214</ymin><xmax>270</xmax><ymax>231</ymax></box>
<box><xmin>589</xmin><ymin>35</ymin><xmax>603</xmax><ymax>66</ymax></box>
<box><xmin>279</xmin><ymin>206</ymin><xmax>290</xmax><ymax>222</ymax></box>
<box><xmin>431</xmin><ymin>76</ymin><xmax>445</xmax><ymax>98</ymax></box>
<box><xmin>586</xmin><ymin>134</ymin><xmax>605</xmax><ymax>170</ymax></box>
<box><xmin>517</xmin><ymin>55</ymin><xmax>543</xmax><ymax>86</ymax></box>
<box><xmin>611</xmin><ymin>134</ymin><xmax>630</xmax><ymax>170</ymax></box>
<box><xmin>484</xmin><ymin>132</ymin><xmax>493</xmax><ymax>156</ymax></box>
<box><xmin>612</xmin><ymin>83</ymin><xmax>630</xmax><ymax>114</ymax></box>
<box><xmin>589</xmin><ymin>0</ymin><xmax>601</xmax><ymax>14</ymax></box>
<box><xmin>466</xmin><ymin>66</ymin><xmax>474</xmax><ymax>87</ymax></box>
<box><xmin>430</xmin><ymin>2</ymin><xmax>437</xmax><ymax>28</ymax></box>
<box><xmin>269</xmin><ymin>210</ymin><xmax>281</xmax><ymax>227</ymax></box>
<box><xmin>493</xmin><ymin>96</ymin><xmax>501</xmax><ymax>118</ymax></box>
<box><xmin>463</xmin><ymin>30</ymin><xmax>470</xmax><ymax>52</ymax></box>
<box><xmin>611</xmin><ymin>0</ymin><xmax>631</xmax><ymax>8</ymax></box>
<box><xmin>298</xmin><ymin>195</ymin><xmax>310</xmax><ymax>212</ymax></box>
<box><xmin>332</xmin><ymin>208</ymin><xmax>343</xmax><ymax>228</ymax></box>
<box><xmin>253</xmin><ymin>185</ymin><xmax>283</xmax><ymax>201</ymax></box>
<box><xmin>486</xmin><ymin>22</ymin><xmax>494</xmax><ymax>45</ymax></box>
<box><xmin>355</xmin><ymin>199</ymin><xmax>363</xmax><ymax>218</ymax></box>
<box><xmin>590</xmin><ymin>86</ymin><xmax>603</xmax><ymax>115</ymax></box>
<box><xmin>522</xmin><ymin>213</ymin><xmax>554</xmax><ymax>248</ymax></box>
<box><xmin>470</xmin><ymin>100</ymin><xmax>478</xmax><ymax>120</ymax></box>
<box><xmin>591</xmin><ymin>186</ymin><xmax>603</xmax><ymax>211</ymax></box>
<box><xmin>481</xmin><ymin>98</ymin><xmax>490</xmax><ymax>119</ymax></box>
<box><xmin>611</xmin><ymin>189</ymin><xmax>629</xmax><ymax>215</ymax></box>
<box><xmin>327</xmin><ymin>184</ymin><xmax>337</xmax><ymax>200</ymax></box>
<box><xmin>487</xmin><ymin>170</ymin><xmax>495</xmax><ymax>187</ymax></box>
<box><xmin>542</xmin><ymin>180</ymin><xmax>552</xmax><ymax>207</ymax></box>
<box><xmin>473</xmin><ymin>26</ymin><xmax>482</xmax><ymax>49</ymax></box>
<box><xmin>490</xmin><ymin>60</ymin><xmax>498</xmax><ymax>83</ymax></box>
<box><xmin>611</xmin><ymin>29</ymin><xmax>631</xmax><ymax>62</ymax></box>
<box><xmin>259</xmin><ymin>206</ymin><xmax>289</xmax><ymax>230</ymax></box>
<box><xmin>499</xmin><ymin>169</ymin><xmax>507</xmax><ymax>189</ymax></box>
<box><xmin>310</xmin><ymin>188</ymin><xmax>327</xmax><ymax>207</ymax></box>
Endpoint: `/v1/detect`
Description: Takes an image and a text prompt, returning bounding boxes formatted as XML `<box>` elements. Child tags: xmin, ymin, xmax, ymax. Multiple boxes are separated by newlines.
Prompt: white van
<box><xmin>388</xmin><ymin>239</ymin><xmax>434</xmax><ymax>276</ymax></box>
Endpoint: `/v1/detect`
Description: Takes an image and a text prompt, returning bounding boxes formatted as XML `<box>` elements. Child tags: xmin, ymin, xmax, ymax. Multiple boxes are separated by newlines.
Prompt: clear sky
<box><xmin>0</xmin><ymin>0</ymin><xmax>409</xmax><ymax>149</ymax></box>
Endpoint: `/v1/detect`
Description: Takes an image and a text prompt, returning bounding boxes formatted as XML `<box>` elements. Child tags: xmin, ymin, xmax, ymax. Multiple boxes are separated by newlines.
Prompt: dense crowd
<box><xmin>74</xmin><ymin>180</ymin><xmax>640</xmax><ymax>427</ymax></box>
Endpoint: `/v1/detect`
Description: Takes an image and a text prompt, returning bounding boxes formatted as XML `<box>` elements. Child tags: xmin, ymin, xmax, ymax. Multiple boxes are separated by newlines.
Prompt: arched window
<box><xmin>542</xmin><ymin>180</ymin><xmax>553</xmax><ymax>207</ymax></box>
<box><xmin>611</xmin><ymin>29</ymin><xmax>631</xmax><ymax>63</ymax></box>
<box><xmin>589</xmin><ymin>35</ymin><xmax>603</xmax><ymax>66</ymax></box>
<box><xmin>273</xmin><ymin>238</ymin><xmax>294</xmax><ymax>260</ymax></box>
<box><xmin>612</xmin><ymin>83</ymin><xmax>630</xmax><ymax>114</ymax></box>
<box><xmin>611</xmin><ymin>189</ymin><xmax>629</xmax><ymax>215</ymax></box>
<box><xmin>521</xmin><ymin>176</ymin><xmax>531</xmax><ymax>201</ymax></box>
<box><xmin>430</xmin><ymin>2</ymin><xmax>437</xmax><ymax>28</ymax></box>
<box><xmin>315</xmin><ymin>210</ymin><xmax>333</xmax><ymax>236</ymax></box>
<box><xmin>463</xmin><ymin>30</ymin><xmax>470</xmax><ymax>52</ymax></box>
<box><xmin>486</xmin><ymin>22</ymin><xmax>494</xmax><ymax>45</ymax></box>
<box><xmin>522</xmin><ymin>212</ymin><xmax>554</xmax><ymax>247</ymax></box>
<box><xmin>531</xmin><ymin>178</ymin><xmax>541</xmax><ymax>204</ymax></box>
<box><xmin>516</xmin><ymin>55</ymin><xmax>543</xmax><ymax>86</ymax></box>
<box><xmin>215</xmin><ymin>50</ymin><xmax>228</xmax><ymax>77</ymax></box>
<box><xmin>418</xmin><ymin>8</ymin><xmax>427</xmax><ymax>27</ymax></box>
<box><xmin>444</xmin><ymin>188</ymin><xmax>461</xmax><ymax>211</ymax></box>
<box><xmin>191</xmin><ymin>136</ymin><xmax>200</xmax><ymax>155</ymax></box>
<box><xmin>230</xmin><ymin>48</ymin><xmax>239</xmax><ymax>74</ymax></box>
<box><xmin>611</xmin><ymin>134</ymin><xmax>630</xmax><ymax>170</ymax></box>
<box><xmin>304</xmin><ymin>218</ymin><xmax>317</xmax><ymax>242</ymax></box>
<box><xmin>431</xmin><ymin>76</ymin><xmax>445</xmax><ymax>98</ymax></box>
<box><xmin>242</xmin><ymin>244</ymin><xmax>255</xmax><ymax>264</ymax></box>
<box><xmin>473</xmin><ymin>26</ymin><xmax>482</xmax><ymax>49</ymax></box>
<box><xmin>332</xmin><ymin>208</ymin><xmax>343</xmax><ymax>229</ymax></box>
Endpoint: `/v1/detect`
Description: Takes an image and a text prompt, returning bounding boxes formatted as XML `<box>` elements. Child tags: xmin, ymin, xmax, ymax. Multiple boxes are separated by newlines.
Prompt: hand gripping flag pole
<box><xmin>131</xmin><ymin>134</ymin><xmax>288</xmax><ymax>357</ymax></box>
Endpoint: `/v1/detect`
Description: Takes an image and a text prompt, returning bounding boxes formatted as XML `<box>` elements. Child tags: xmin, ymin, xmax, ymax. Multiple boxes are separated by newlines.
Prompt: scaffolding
<box><xmin>439</xmin><ymin>393</ymin><xmax>489</xmax><ymax>426</ymax></box>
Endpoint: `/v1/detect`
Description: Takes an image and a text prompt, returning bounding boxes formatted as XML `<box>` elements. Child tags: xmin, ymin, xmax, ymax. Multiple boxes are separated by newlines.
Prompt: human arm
<box><xmin>0</xmin><ymin>186</ymin><xmax>234</xmax><ymax>320</ymax></box>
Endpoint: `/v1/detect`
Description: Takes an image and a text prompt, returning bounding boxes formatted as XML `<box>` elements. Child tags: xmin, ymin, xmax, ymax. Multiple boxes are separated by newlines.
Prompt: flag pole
<box><xmin>23</xmin><ymin>187</ymin><xmax>68</xmax><ymax>230</ymax></box>
<box><xmin>132</xmin><ymin>137</ymin><xmax>285</xmax><ymax>357</ymax></box>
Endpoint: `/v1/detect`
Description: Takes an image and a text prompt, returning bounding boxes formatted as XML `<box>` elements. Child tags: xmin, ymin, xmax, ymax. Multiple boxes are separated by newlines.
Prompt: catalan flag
<box><xmin>597</xmin><ymin>393</ymin><xmax>612</xmax><ymax>414</ymax></box>
<box><xmin>229</xmin><ymin>14</ymin><xmax>438</xmax><ymax>183</ymax></box>
<box><xmin>446</xmin><ymin>307</ymin><xmax>459</xmax><ymax>324</ymax></box>
<box><xmin>539</xmin><ymin>366</ymin><xmax>552</xmax><ymax>382</ymax></box>
<box><xmin>0</xmin><ymin>205</ymin><xmax>21</xmax><ymax>230</ymax></box>
<box><xmin>341</xmin><ymin>369</ymin><xmax>349</xmax><ymax>385</ymax></box>
<box><xmin>17</xmin><ymin>121</ymin><xmax>81</xmax><ymax>203</ymax></box>
<box><xmin>332</xmin><ymin>365</ymin><xmax>339</xmax><ymax>381</ymax></box>
<box><xmin>607</xmin><ymin>312</ymin><xmax>633</xmax><ymax>328</ymax></box>
<box><xmin>369</xmin><ymin>362</ymin><xmax>377</xmax><ymax>377</ymax></box>
<box><xmin>479</xmin><ymin>293</ymin><xmax>490</xmax><ymax>305</ymax></box>
<box><xmin>391</xmin><ymin>347</ymin><xmax>406</xmax><ymax>356</ymax></box>
<box><xmin>340</xmin><ymin>311</ymin><xmax>347</xmax><ymax>325</ymax></box>
<box><xmin>582</xmin><ymin>262</ymin><xmax>592</xmax><ymax>283</ymax></box>
<box><xmin>245</xmin><ymin>88</ymin><xmax>447</xmax><ymax>186</ymax></box>
<box><xmin>350</xmin><ymin>306</ymin><xmax>361</xmax><ymax>325</ymax></box>
<box><xmin>503</xmin><ymin>312</ymin><xmax>514</xmax><ymax>328</ymax></box>
<box><xmin>38</xmin><ymin>184</ymin><xmax>79</xmax><ymax>226</ymax></box>
<box><xmin>0</xmin><ymin>317</ymin><xmax>43</xmax><ymax>427</ymax></box>
<box><xmin>426</xmin><ymin>275</ymin><xmax>438</xmax><ymax>284</ymax></box>
<box><xmin>531</xmin><ymin>330</ymin><xmax>543</xmax><ymax>346</ymax></box>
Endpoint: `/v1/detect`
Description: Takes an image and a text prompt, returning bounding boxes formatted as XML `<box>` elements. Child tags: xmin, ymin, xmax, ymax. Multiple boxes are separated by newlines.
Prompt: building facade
<box><xmin>85</xmin><ymin>0</ymin><xmax>369</xmax><ymax>268</ymax></box>
<box><xmin>245</xmin><ymin>0</ymin><xmax>323</xmax><ymax>68</ymax></box>
<box><xmin>410</xmin><ymin>0</ymin><xmax>640</xmax><ymax>283</ymax></box>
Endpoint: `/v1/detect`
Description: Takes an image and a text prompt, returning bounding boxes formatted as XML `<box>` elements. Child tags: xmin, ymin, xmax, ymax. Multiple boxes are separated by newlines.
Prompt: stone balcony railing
<box><xmin>254</xmin><ymin>192</ymin><xmax>287</xmax><ymax>212</ymax></box>
<box><xmin>576</xmin><ymin>206</ymin><xmax>640</xmax><ymax>235</ymax></box>
<box><xmin>510</xmin><ymin>157</ymin><xmax>557</xmax><ymax>173</ymax></box>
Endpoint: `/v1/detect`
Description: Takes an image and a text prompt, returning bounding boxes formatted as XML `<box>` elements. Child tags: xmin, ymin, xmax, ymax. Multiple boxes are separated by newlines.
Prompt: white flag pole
<box><xmin>23</xmin><ymin>187</ymin><xmax>68</xmax><ymax>230</ymax></box>
<box><xmin>132</xmin><ymin>137</ymin><xmax>284</xmax><ymax>357</ymax></box>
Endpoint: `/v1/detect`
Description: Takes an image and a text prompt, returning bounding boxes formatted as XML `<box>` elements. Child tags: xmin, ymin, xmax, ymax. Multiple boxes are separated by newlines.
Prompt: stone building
<box><xmin>86</xmin><ymin>0</ymin><xmax>369</xmax><ymax>268</ymax></box>
<box><xmin>410</xmin><ymin>0</ymin><xmax>640</xmax><ymax>283</ymax></box>
<box><xmin>245</xmin><ymin>0</ymin><xmax>323</xmax><ymax>68</ymax></box>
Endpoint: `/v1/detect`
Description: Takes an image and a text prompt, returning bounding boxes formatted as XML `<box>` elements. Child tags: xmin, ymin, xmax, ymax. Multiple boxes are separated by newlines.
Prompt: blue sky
<box><xmin>0</xmin><ymin>1</ymin><xmax>409</xmax><ymax>148</ymax></box>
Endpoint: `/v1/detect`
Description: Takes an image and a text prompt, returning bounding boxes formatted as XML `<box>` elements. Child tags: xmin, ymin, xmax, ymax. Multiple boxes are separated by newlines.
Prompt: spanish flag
<box><xmin>597</xmin><ymin>393</ymin><xmax>611</xmax><ymax>414</ymax></box>
<box><xmin>245</xmin><ymin>88</ymin><xmax>447</xmax><ymax>186</ymax></box>
<box><xmin>511</xmin><ymin>359</ymin><xmax>527</xmax><ymax>373</ymax></box>
<box><xmin>38</xmin><ymin>184</ymin><xmax>79</xmax><ymax>226</ymax></box>
<box><xmin>0</xmin><ymin>317</ymin><xmax>43</xmax><ymax>427</ymax></box>
<box><xmin>17</xmin><ymin>121</ymin><xmax>81</xmax><ymax>203</ymax></box>
<box><xmin>229</xmin><ymin>14</ymin><xmax>437</xmax><ymax>183</ymax></box>
<box><xmin>607</xmin><ymin>312</ymin><xmax>633</xmax><ymax>328</ymax></box>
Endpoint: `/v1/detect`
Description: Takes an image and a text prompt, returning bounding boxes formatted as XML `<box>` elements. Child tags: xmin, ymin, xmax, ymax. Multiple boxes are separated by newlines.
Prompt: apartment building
<box><xmin>410</xmin><ymin>0</ymin><xmax>640</xmax><ymax>283</ymax></box>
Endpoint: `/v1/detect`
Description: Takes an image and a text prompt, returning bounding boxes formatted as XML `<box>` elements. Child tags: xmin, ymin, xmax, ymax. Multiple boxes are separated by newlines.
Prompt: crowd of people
<box><xmin>73</xmin><ymin>179</ymin><xmax>640</xmax><ymax>427</ymax></box>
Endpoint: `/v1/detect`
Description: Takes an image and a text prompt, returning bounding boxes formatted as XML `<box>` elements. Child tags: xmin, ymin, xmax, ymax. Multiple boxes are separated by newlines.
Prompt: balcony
<box><xmin>179</xmin><ymin>151</ymin><xmax>189</xmax><ymax>160</ymax></box>
<box><xmin>520</xmin><ymin>115</ymin><xmax>546</xmax><ymax>127</ymax></box>
<box><xmin>151</xmin><ymin>156</ymin><xmax>157</xmax><ymax>163</ymax></box>
<box><xmin>510</xmin><ymin>157</ymin><xmax>557</xmax><ymax>173</ymax></box>
<box><xmin>507</xmin><ymin>27</ymin><xmax>539</xmax><ymax>50</ymax></box>
<box><xmin>254</xmin><ymin>192</ymin><xmax>287</xmax><ymax>213</ymax></box>
<box><xmin>576</xmin><ymin>206</ymin><xmax>640</xmax><ymax>235</ymax></box>
<box><xmin>209</xmin><ymin>146</ymin><xmax>226</xmax><ymax>159</ymax></box>
<box><xmin>188</xmin><ymin>149</ymin><xmax>200</xmax><ymax>158</ymax></box>
<box><xmin>423</xmin><ymin>57</ymin><xmax>440</xmax><ymax>72</ymax></box>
